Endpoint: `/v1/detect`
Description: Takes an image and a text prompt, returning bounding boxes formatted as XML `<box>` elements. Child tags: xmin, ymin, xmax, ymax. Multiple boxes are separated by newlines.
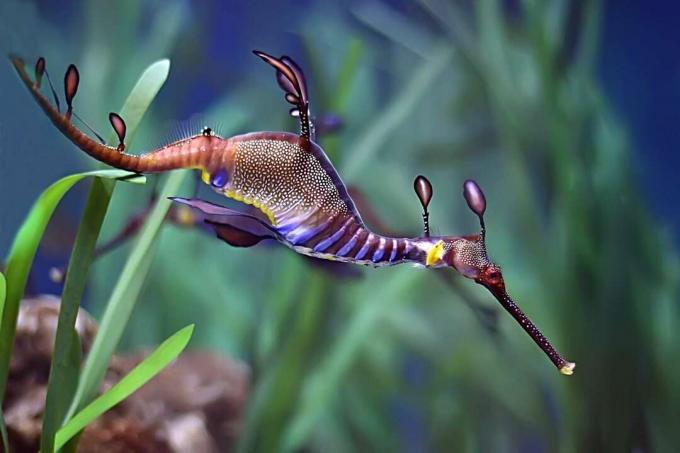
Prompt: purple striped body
<box><xmin>198</xmin><ymin>132</ymin><xmax>445</xmax><ymax>267</ymax></box>
<box><xmin>283</xmin><ymin>214</ymin><xmax>429</xmax><ymax>267</ymax></box>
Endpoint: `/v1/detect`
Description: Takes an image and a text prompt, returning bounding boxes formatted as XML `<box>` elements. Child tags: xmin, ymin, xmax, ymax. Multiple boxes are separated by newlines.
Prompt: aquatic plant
<box><xmin>0</xmin><ymin>56</ymin><xmax>194</xmax><ymax>452</ymax></box>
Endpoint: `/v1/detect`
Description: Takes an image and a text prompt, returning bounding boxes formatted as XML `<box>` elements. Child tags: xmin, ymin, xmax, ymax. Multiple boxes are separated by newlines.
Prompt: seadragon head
<box><xmin>414</xmin><ymin>177</ymin><xmax>575</xmax><ymax>375</ymax></box>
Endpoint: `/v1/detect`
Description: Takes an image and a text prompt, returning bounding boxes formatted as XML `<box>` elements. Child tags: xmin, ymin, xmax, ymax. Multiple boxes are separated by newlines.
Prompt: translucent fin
<box><xmin>170</xmin><ymin>197</ymin><xmax>279</xmax><ymax>247</ymax></box>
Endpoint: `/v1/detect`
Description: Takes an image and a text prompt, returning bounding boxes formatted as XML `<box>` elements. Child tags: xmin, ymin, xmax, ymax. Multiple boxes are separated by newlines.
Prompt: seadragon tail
<box><xmin>10</xmin><ymin>55</ymin><xmax>222</xmax><ymax>174</ymax></box>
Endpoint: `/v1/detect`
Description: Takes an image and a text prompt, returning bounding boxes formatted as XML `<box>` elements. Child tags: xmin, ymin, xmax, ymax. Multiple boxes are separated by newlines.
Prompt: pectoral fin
<box><xmin>211</xmin><ymin>223</ymin><xmax>269</xmax><ymax>247</ymax></box>
<box><xmin>170</xmin><ymin>197</ymin><xmax>279</xmax><ymax>248</ymax></box>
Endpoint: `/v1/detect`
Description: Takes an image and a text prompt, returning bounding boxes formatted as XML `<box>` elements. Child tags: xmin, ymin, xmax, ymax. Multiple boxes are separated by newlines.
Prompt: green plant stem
<box><xmin>65</xmin><ymin>169</ymin><xmax>187</xmax><ymax>420</ymax></box>
<box><xmin>0</xmin><ymin>170</ymin><xmax>140</xmax><ymax>407</ymax></box>
<box><xmin>59</xmin><ymin>57</ymin><xmax>171</xmax><ymax>426</ymax></box>
<box><xmin>40</xmin><ymin>177</ymin><xmax>115</xmax><ymax>453</ymax></box>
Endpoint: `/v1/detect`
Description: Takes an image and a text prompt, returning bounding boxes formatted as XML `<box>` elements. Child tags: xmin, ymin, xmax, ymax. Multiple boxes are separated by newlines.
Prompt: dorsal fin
<box><xmin>253</xmin><ymin>50</ymin><xmax>314</xmax><ymax>141</ymax></box>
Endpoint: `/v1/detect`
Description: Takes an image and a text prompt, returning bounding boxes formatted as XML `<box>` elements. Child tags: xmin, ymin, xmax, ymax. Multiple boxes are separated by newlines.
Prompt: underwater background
<box><xmin>1</xmin><ymin>0</ymin><xmax>679</xmax><ymax>451</ymax></box>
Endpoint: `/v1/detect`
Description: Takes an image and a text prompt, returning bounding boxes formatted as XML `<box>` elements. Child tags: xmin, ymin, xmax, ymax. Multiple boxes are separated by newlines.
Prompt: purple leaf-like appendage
<box><xmin>171</xmin><ymin>197</ymin><xmax>279</xmax><ymax>247</ymax></box>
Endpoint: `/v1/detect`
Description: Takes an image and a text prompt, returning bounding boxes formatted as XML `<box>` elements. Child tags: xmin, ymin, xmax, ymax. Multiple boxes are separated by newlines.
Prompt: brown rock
<box><xmin>3</xmin><ymin>297</ymin><xmax>250</xmax><ymax>452</ymax></box>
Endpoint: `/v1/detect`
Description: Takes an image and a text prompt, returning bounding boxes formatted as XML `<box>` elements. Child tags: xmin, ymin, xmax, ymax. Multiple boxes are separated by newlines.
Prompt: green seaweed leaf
<box><xmin>0</xmin><ymin>271</ymin><xmax>6</xmax><ymax>313</ymax></box>
<box><xmin>54</xmin><ymin>324</ymin><xmax>194</xmax><ymax>451</ymax></box>
<box><xmin>0</xmin><ymin>272</ymin><xmax>5</xmax><ymax>332</ymax></box>
<box><xmin>33</xmin><ymin>58</ymin><xmax>169</xmax><ymax>453</ymax></box>
<box><xmin>60</xmin><ymin>58</ymin><xmax>171</xmax><ymax>425</ymax></box>
<box><xmin>113</xmin><ymin>59</ymin><xmax>171</xmax><ymax>147</ymax></box>
<box><xmin>239</xmin><ymin>274</ymin><xmax>328</xmax><ymax>452</ymax></box>
<box><xmin>39</xmin><ymin>177</ymin><xmax>115</xmax><ymax>453</ymax></box>
<box><xmin>66</xmin><ymin>168</ymin><xmax>187</xmax><ymax>421</ymax></box>
<box><xmin>0</xmin><ymin>169</ymin><xmax>144</xmax><ymax>407</ymax></box>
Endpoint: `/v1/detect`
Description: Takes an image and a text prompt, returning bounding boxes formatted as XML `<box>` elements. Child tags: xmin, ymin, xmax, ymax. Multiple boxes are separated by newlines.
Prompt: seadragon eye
<box><xmin>483</xmin><ymin>266</ymin><xmax>503</xmax><ymax>286</ymax></box>
<box><xmin>210</xmin><ymin>169</ymin><xmax>229</xmax><ymax>188</ymax></box>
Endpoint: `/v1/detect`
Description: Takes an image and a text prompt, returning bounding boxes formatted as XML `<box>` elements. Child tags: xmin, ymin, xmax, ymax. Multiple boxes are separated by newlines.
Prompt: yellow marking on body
<box><xmin>426</xmin><ymin>240</ymin><xmax>446</xmax><ymax>266</ymax></box>
<box><xmin>224</xmin><ymin>189</ymin><xmax>277</xmax><ymax>226</ymax></box>
<box><xmin>201</xmin><ymin>169</ymin><xmax>211</xmax><ymax>184</ymax></box>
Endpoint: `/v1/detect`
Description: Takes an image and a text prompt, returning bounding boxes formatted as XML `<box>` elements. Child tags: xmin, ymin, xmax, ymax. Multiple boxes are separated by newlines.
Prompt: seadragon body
<box><xmin>195</xmin><ymin>132</ymin><xmax>452</xmax><ymax>268</ymax></box>
<box><xmin>9</xmin><ymin>51</ymin><xmax>574</xmax><ymax>375</ymax></box>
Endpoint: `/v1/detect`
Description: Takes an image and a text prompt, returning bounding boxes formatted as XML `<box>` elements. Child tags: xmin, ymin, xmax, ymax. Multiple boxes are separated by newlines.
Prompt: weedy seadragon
<box><xmin>9</xmin><ymin>51</ymin><xmax>575</xmax><ymax>375</ymax></box>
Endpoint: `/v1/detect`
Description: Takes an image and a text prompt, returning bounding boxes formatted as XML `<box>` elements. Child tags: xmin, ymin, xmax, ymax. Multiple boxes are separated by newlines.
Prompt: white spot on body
<box><xmin>232</xmin><ymin>139</ymin><xmax>349</xmax><ymax>224</ymax></box>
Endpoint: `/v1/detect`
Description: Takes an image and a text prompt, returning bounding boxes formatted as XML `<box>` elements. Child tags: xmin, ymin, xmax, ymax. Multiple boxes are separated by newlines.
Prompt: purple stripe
<box><xmin>284</xmin><ymin>220</ymin><xmax>329</xmax><ymax>245</ymax></box>
<box><xmin>313</xmin><ymin>219</ymin><xmax>352</xmax><ymax>252</ymax></box>
<box><xmin>355</xmin><ymin>234</ymin><xmax>373</xmax><ymax>260</ymax></box>
<box><xmin>389</xmin><ymin>239</ymin><xmax>398</xmax><ymax>262</ymax></box>
<box><xmin>277</xmin><ymin>221</ymin><xmax>301</xmax><ymax>235</ymax></box>
<box><xmin>337</xmin><ymin>236</ymin><xmax>358</xmax><ymax>256</ymax></box>
<box><xmin>372</xmin><ymin>238</ymin><xmax>386</xmax><ymax>262</ymax></box>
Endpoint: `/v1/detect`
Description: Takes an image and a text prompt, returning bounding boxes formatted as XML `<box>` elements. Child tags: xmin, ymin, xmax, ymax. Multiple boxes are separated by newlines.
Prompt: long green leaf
<box><xmin>0</xmin><ymin>169</ymin><xmax>144</xmax><ymax>406</ymax></box>
<box><xmin>54</xmin><ymin>324</ymin><xmax>194</xmax><ymax>451</ymax></box>
<box><xmin>0</xmin><ymin>272</ymin><xmax>5</xmax><ymax>331</ymax></box>
<box><xmin>60</xmin><ymin>58</ymin><xmax>170</xmax><ymax>424</ymax></box>
<box><xmin>0</xmin><ymin>272</ymin><xmax>5</xmax><ymax>313</ymax></box>
<box><xmin>36</xmin><ymin>58</ymin><xmax>170</xmax><ymax>453</ymax></box>
<box><xmin>66</xmin><ymin>169</ymin><xmax>187</xmax><ymax>420</ymax></box>
<box><xmin>52</xmin><ymin>60</ymin><xmax>170</xmax><ymax>451</ymax></box>
<box><xmin>39</xmin><ymin>177</ymin><xmax>114</xmax><ymax>453</ymax></box>
<box><xmin>114</xmin><ymin>59</ymin><xmax>171</xmax><ymax>148</ymax></box>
